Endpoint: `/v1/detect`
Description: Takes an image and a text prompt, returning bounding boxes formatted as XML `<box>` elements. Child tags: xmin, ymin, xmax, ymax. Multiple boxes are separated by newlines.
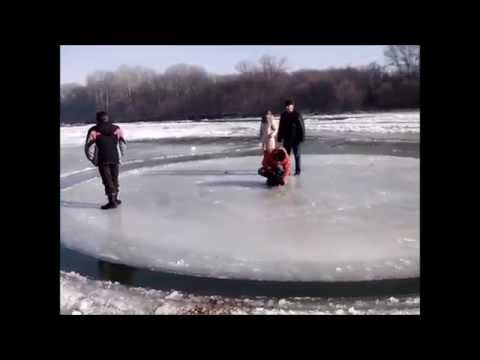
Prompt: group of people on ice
<box><xmin>84</xmin><ymin>99</ymin><xmax>305</xmax><ymax>210</ymax></box>
<box><xmin>258</xmin><ymin>99</ymin><xmax>305</xmax><ymax>186</ymax></box>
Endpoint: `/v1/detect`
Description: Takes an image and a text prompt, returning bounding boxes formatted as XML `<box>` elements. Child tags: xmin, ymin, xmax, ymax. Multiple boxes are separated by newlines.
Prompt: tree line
<box><xmin>61</xmin><ymin>45</ymin><xmax>419</xmax><ymax>124</ymax></box>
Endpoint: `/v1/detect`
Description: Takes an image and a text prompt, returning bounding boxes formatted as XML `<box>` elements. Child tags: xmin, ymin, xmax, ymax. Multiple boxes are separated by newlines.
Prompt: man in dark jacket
<box><xmin>85</xmin><ymin>111</ymin><xmax>127</xmax><ymax>209</ymax></box>
<box><xmin>277</xmin><ymin>99</ymin><xmax>305</xmax><ymax>175</ymax></box>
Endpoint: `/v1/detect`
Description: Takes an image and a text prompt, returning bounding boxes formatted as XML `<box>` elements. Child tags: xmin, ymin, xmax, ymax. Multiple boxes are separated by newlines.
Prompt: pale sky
<box><xmin>61</xmin><ymin>45</ymin><xmax>386</xmax><ymax>85</ymax></box>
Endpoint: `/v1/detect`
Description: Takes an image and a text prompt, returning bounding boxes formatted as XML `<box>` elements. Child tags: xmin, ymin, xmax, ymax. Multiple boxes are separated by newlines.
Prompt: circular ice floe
<box><xmin>60</xmin><ymin>154</ymin><xmax>419</xmax><ymax>282</ymax></box>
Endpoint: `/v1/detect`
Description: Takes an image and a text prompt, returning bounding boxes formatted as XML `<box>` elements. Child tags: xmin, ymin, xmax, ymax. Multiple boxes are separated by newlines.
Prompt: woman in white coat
<box><xmin>259</xmin><ymin>110</ymin><xmax>277</xmax><ymax>153</ymax></box>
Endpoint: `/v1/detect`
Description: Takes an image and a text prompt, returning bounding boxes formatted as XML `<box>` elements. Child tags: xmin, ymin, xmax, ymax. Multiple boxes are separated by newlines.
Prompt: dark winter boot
<box><xmin>114</xmin><ymin>192</ymin><xmax>122</xmax><ymax>205</ymax></box>
<box><xmin>101</xmin><ymin>194</ymin><xmax>117</xmax><ymax>210</ymax></box>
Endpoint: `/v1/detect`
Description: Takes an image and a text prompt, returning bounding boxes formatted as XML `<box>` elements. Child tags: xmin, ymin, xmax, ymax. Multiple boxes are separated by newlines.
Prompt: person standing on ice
<box><xmin>85</xmin><ymin>111</ymin><xmax>127</xmax><ymax>210</ymax></box>
<box><xmin>277</xmin><ymin>99</ymin><xmax>305</xmax><ymax>176</ymax></box>
<box><xmin>259</xmin><ymin>110</ymin><xmax>277</xmax><ymax>153</ymax></box>
<box><xmin>258</xmin><ymin>147</ymin><xmax>291</xmax><ymax>186</ymax></box>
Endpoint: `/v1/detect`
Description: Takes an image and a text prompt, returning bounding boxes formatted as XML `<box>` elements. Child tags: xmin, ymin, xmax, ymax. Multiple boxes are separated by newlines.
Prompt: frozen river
<box><xmin>60</xmin><ymin>111</ymin><xmax>420</xmax><ymax>314</ymax></box>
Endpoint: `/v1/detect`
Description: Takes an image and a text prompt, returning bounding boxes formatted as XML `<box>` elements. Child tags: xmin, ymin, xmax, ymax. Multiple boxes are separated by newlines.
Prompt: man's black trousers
<box><xmin>283</xmin><ymin>142</ymin><xmax>301</xmax><ymax>174</ymax></box>
<box><xmin>98</xmin><ymin>164</ymin><xmax>119</xmax><ymax>195</ymax></box>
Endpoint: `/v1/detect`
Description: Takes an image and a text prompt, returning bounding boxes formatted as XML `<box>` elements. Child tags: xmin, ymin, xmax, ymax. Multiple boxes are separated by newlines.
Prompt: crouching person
<box><xmin>85</xmin><ymin>111</ymin><xmax>127</xmax><ymax>209</ymax></box>
<box><xmin>258</xmin><ymin>147</ymin><xmax>291</xmax><ymax>186</ymax></box>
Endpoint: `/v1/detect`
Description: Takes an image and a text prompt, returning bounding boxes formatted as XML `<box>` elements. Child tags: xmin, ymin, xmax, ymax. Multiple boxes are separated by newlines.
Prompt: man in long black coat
<box><xmin>277</xmin><ymin>99</ymin><xmax>305</xmax><ymax>175</ymax></box>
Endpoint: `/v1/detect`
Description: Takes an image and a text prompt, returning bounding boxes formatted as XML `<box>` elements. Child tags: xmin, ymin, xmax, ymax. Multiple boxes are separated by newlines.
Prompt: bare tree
<box><xmin>384</xmin><ymin>45</ymin><xmax>420</xmax><ymax>76</ymax></box>
<box><xmin>334</xmin><ymin>79</ymin><xmax>364</xmax><ymax>111</ymax></box>
<box><xmin>235</xmin><ymin>60</ymin><xmax>259</xmax><ymax>77</ymax></box>
<box><xmin>163</xmin><ymin>64</ymin><xmax>209</xmax><ymax>97</ymax></box>
<box><xmin>258</xmin><ymin>55</ymin><xmax>288</xmax><ymax>80</ymax></box>
<box><xmin>86</xmin><ymin>70</ymin><xmax>113</xmax><ymax>111</ymax></box>
<box><xmin>61</xmin><ymin>54</ymin><xmax>419</xmax><ymax>124</ymax></box>
<box><xmin>61</xmin><ymin>83</ymin><xmax>82</xmax><ymax>100</ymax></box>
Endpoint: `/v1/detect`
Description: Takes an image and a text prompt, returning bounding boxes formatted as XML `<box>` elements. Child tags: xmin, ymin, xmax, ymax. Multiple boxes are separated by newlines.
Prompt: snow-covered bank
<box><xmin>306</xmin><ymin>111</ymin><xmax>419</xmax><ymax>133</ymax></box>
<box><xmin>61</xmin><ymin>111</ymin><xmax>419</xmax><ymax>147</ymax></box>
<box><xmin>61</xmin><ymin>271</ymin><xmax>420</xmax><ymax>315</ymax></box>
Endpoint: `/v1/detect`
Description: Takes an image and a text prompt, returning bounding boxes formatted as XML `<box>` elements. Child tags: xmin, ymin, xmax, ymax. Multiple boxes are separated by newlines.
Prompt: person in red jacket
<box><xmin>258</xmin><ymin>147</ymin><xmax>291</xmax><ymax>186</ymax></box>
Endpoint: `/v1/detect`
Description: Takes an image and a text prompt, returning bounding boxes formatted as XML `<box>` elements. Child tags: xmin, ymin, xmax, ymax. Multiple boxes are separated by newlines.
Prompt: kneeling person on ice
<box><xmin>258</xmin><ymin>147</ymin><xmax>291</xmax><ymax>186</ymax></box>
<box><xmin>85</xmin><ymin>111</ymin><xmax>127</xmax><ymax>210</ymax></box>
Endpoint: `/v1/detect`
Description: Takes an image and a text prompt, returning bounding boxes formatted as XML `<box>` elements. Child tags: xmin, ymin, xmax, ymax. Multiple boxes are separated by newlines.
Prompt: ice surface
<box><xmin>61</xmin><ymin>154</ymin><xmax>419</xmax><ymax>282</ymax></box>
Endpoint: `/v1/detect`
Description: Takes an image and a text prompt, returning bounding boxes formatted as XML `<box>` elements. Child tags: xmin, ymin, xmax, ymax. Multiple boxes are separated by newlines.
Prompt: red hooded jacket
<box><xmin>261</xmin><ymin>147</ymin><xmax>291</xmax><ymax>183</ymax></box>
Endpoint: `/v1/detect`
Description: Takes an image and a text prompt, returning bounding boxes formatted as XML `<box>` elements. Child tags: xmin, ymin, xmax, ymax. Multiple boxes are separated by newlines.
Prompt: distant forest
<box><xmin>61</xmin><ymin>45</ymin><xmax>419</xmax><ymax>124</ymax></box>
